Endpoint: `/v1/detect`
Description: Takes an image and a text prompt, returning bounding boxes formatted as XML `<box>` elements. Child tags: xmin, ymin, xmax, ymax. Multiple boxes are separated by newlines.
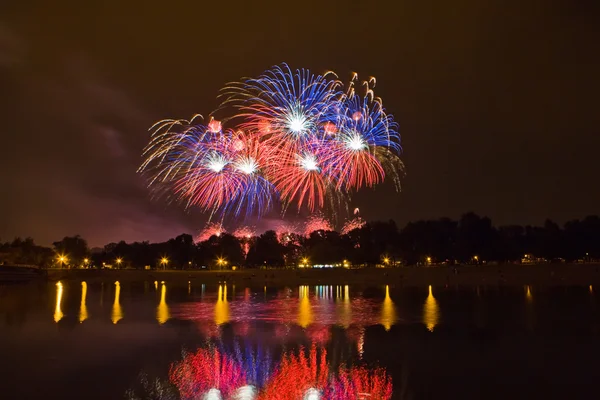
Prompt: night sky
<box><xmin>1</xmin><ymin>0</ymin><xmax>598</xmax><ymax>246</ymax></box>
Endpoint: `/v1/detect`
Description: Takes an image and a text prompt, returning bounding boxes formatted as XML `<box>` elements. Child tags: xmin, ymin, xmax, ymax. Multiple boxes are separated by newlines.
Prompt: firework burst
<box><xmin>304</xmin><ymin>214</ymin><xmax>333</xmax><ymax>236</ymax></box>
<box><xmin>341</xmin><ymin>216</ymin><xmax>366</xmax><ymax>235</ymax></box>
<box><xmin>139</xmin><ymin>63</ymin><xmax>402</xmax><ymax>221</ymax></box>
<box><xmin>233</xmin><ymin>226</ymin><xmax>256</xmax><ymax>239</ymax></box>
<box><xmin>195</xmin><ymin>222</ymin><xmax>225</xmax><ymax>243</ymax></box>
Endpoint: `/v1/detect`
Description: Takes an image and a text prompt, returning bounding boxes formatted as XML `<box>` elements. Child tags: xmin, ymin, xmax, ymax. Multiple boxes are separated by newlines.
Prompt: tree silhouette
<box><xmin>247</xmin><ymin>230</ymin><xmax>286</xmax><ymax>267</ymax></box>
<box><xmin>4</xmin><ymin>213</ymin><xmax>600</xmax><ymax>269</ymax></box>
<box><xmin>52</xmin><ymin>235</ymin><xmax>89</xmax><ymax>267</ymax></box>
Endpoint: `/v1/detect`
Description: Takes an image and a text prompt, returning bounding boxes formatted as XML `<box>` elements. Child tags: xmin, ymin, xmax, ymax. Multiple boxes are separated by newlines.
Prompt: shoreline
<box><xmin>45</xmin><ymin>263</ymin><xmax>600</xmax><ymax>287</ymax></box>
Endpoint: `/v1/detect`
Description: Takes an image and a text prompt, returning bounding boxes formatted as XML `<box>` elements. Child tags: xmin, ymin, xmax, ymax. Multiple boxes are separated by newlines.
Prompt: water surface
<box><xmin>1</xmin><ymin>281</ymin><xmax>599</xmax><ymax>399</ymax></box>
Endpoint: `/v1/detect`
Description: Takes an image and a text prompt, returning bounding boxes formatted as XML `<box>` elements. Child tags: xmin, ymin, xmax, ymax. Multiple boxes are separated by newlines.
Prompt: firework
<box><xmin>304</xmin><ymin>214</ymin><xmax>333</xmax><ymax>236</ymax></box>
<box><xmin>140</xmin><ymin>63</ymin><xmax>402</xmax><ymax>220</ymax></box>
<box><xmin>139</xmin><ymin>120</ymin><xmax>275</xmax><ymax>219</ymax></box>
<box><xmin>223</xmin><ymin>64</ymin><xmax>343</xmax><ymax>145</ymax></box>
<box><xmin>233</xmin><ymin>226</ymin><xmax>256</xmax><ymax>239</ymax></box>
<box><xmin>341</xmin><ymin>216</ymin><xmax>365</xmax><ymax>235</ymax></box>
<box><xmin>195</xmin><ymin>222</ymin><xmax>225</xmax><ymax>243</ymax></box>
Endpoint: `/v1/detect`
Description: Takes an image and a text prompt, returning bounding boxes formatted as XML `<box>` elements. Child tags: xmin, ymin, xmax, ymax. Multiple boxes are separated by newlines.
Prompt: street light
<box><xmin>115</xmin><ymin>257</ymin><xmax>123</xmax><ymax>268</ymax></box>
<box><xmin>217</xmin><ymin>258</ymin><xmax>227</xmax><ymax>269</ymax></box>
<box><xmin>160</xmin><ymin>257</ymin><xmax>169</xmax><ymax>270</ymax></box>
<box><xmin>383</xmin><ymin>257</ymin><xmax>390</xmax><ymax>265</ymax></box>
<box><xmin>57</xmin><ymin>255</ymin><xmax>68</xmax><ymax>268</ymax></box>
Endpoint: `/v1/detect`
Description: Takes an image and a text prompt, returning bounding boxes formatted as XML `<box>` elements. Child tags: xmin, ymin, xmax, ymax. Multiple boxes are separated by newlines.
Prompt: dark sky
<box><xmin>1</xmin><ymin>0</ymin><xmax>599</xmax><ymax>246</ymax></box>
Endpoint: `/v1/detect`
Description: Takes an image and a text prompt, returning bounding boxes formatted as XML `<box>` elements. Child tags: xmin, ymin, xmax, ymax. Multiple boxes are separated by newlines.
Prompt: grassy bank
<box><xmin>46</xmin><ymin>263</ymin><xmax>600</xmax><ymax>287</ymax></box>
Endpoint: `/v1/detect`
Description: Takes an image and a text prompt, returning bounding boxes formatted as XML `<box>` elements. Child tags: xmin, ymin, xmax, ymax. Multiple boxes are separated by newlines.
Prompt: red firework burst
<box><xmin>304</xmin><ymin>214</ymin><xmax>333</xmax><ymax>236</ymax></box>
<box><xmin>342</xmin><ymin>216</ymin><xmax>366</xmax><ymax>235</ymax></box>
<box><xmin>195</xmin><ymin>223</ymin><xmax>225</xmax><ymax>243</ymax></box>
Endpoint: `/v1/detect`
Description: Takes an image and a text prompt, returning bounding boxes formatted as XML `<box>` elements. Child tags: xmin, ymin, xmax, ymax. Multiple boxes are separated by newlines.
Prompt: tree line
<box><xmin>1</xmin><ymin>213</ymin><xmax>599</xmax><ymax>269</ymax></box>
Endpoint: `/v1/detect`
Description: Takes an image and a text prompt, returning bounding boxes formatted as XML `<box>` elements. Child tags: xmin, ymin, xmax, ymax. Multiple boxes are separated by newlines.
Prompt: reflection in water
<box><xmin>79</xmin><ymin>281</ymin><xmax>88</xmax><ymax>323</ymax></box>
<box><xmin>380</xmin><ymin>285</ymin><xmax>396</xmax><ymax>331</ymax></box>
<box><xmin>54</xmin><ymin>281</ymin><xmax>64</xmax><ymax>323</ymax></box>
<box><xmin>298</xmin><ymin>285</ymin><xmax>312</xmax><ymax>328</ymax></box>
<box><xmin>112</xmin><ymin>281</ymin><xmax>123</xmax><ymax>324</ymax></box>
<box><xmin>228</xmin><ymin>341</ymin><xmax>273</xmax><ymax>388</ymax></box>
<box><xmin>204</xmin><ymin>388</ymin><xmax>223</xmax><ymax>399</ymax></box>
<box><xmin>157</xmin><ymin>282</ymin><xmax>170</xmax><ymax>324</ymax></box>
<box><xmin>357</xmin><ymin>328</ymin><xmax>365</xmax><ymax>359</ymax></box>
<box><xmin>215</xmin><ymin>285</ymin><xmax>229</xmax><ymax>326</ymax></box>
<box><xmin>170</xmin><ymin>348</ymin><xmax>246</xmax><ymax>399</ymax></box>
<box><xmin>423</xmin><ymin>285</ymin><xmax>439</xmax><ymax>332</ymax></box>
<box><xmin>174</xmin><ymin>285</ymin><xmax>405</xmax><ymax>330</ymax></box>
<box><xmin>100</xmin><ymin>282</ymin><xmax>104</xmax><ymax>306</ymax></box>
<box><xmin>236</xmin><ymin>386</ymin><xmax>257</xmax><ymax>399</ymax></box>
<box><xmin>524</xmin><ymin>285</ymin><xmax>534</xmax><ymax>331</ymax></box>
<box><xmin>263</xmin><ymin>346</ymin><xmax>393</xmax><ymax>399</ymax></box>
<box><xmin>337</xmin><ymin>285</ymin><xmax>352</xmax><ymax>328</ymax></box>
<box><xmin>526</xmin><ymin>285</ymin><xmax>533</xmax><ymax>302</ymax></box>
<box><xmin>168</xmin><ymin>344</ymin><xmax>393</xmax><ymax>400</ymax></box>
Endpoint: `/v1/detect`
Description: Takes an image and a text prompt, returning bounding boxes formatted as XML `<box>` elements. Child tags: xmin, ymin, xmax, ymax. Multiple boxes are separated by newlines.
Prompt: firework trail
<box><xmin>139</xmin><ymin>63</ymin><xmax>403</xmax><ymax>221</ymax></box>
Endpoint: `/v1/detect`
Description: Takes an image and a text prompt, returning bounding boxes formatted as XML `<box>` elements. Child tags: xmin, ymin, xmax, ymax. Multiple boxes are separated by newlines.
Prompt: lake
<box><xmin>1</xmin><ymin>281</ymin><xmax>599</xmax><ymax>399</ymax></box>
